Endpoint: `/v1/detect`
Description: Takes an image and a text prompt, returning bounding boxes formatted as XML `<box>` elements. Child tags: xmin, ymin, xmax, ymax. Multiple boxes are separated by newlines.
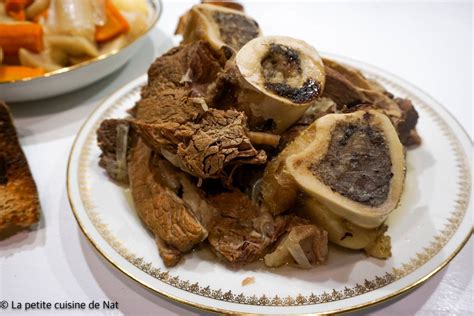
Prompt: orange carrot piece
<box><xmin>95</xmin><ymin>0</ymin><xmax>130</xmax><ymax>43</ymax></box>
<box><xmin>0</xmin><ymin>24</ymin><xmax>44</xmax><ymax>55</ymax></box>
<box><xmin>5</xmin><ymin>0</ymin><xmax>33</xmax><ymax>21</ymax></box>
<box><xmin>0</xmin><ymin>66</ymin><xmax>44</xmax><ymax>82</ymax></box>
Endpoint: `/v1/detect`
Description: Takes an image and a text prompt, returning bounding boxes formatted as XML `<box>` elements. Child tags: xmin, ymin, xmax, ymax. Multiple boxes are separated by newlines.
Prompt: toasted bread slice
<box><xmin>0</xmin><ymin>101</ymin><xmax>40</xmax><ymax>233</ymax></box>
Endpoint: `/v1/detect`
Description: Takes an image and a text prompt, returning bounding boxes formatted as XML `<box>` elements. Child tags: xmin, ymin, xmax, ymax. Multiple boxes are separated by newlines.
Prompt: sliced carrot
<box><xmin>5</xmin><ymin>0</ymin><xmax>33</xmax><ymax>21</ymax></box>
<box><xmin>0</xmin><ymin>24</ymin><xmax>44</xmax><ymax>55</ymax></box>
<box><xmin>95</xmin><ymin>0</ymin><xmax>130</xmax><ymax>43</ymax></box>
<box><xmin>0</xmin><ymin>66</ymin><xmax>44</xmax><ymax>82</ymax></box>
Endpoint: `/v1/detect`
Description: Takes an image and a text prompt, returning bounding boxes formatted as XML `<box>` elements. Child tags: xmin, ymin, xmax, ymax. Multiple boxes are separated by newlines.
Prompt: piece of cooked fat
<box><xmin>264</xmin><ymin>223</ymin><xmax>328</xmax><ymax>268</ymax></box>
<box><xmin>300</xmin><ymin>197</ymin><xmax>379</xmax><ymax>250</ymax></box>
<box><xmin>260</xmin><ymin>120</ymin><xmax>319</xmax><ymax>215</ymax></box>
<box><xmin>299</xmin><ymin>197</ymin><xmax>391</xmax><ymax>258</ymax></box>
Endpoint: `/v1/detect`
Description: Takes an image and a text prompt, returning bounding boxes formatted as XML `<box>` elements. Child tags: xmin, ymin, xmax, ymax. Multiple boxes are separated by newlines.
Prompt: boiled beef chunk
<box><xmin>394</xmin><ymin>97</ymin><xmax>421</xmax><ymax>147</ymax></box>
<box><xmin>207</xmin><ymin>191</ymin><xmax>288</xmax><ymax>264</ymax></box>
<box><xmin>128</xmin><ymin>140</ymin><xmax>208</xmax><ymax>255</ymax></box>
<box><xmin>141</xmin><ymin>41</ymin><xmax>224</xmax><ymax>99</ymax></box>
<box><xmin>134</xmin><ymin>105</ymin><xmax>267</xmax><ymax>181</ymax></box>
<box><xmin>155</xmin><ymin>235</ymin><xmax>183</xmax><ymax>267</ymax></box>
<box><xmin>153</xmin><ymin>154</ymin><xmax>220</xmax><ymax>230</ymax></box>
<box><xmin>133</xmin><ymin>41</ymin><xmax>267</xmax><ymax>183</ymax></box>
<box><xmin>321</xmin><ymin>59</ymin><xmax>421</xmax><ymax>147</ymax></box>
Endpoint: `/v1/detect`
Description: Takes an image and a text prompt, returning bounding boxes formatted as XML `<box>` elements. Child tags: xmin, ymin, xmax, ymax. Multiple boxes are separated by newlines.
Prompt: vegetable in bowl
<box><xmin>0</xmin><ymin>0</ymin><xmax>153</xmax><ymax>82</ymax></box>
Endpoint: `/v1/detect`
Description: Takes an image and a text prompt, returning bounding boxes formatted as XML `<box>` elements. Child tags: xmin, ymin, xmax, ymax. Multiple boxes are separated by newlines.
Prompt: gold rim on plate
<box><xmin>67</xmin><ymin>57</ymin><xmax>472</xmax><ymax>314</ymax></box>
<box><xmin>0</xmin><ymin>0</ymin><xmax>162</xmax><ymax>85</ymax></box>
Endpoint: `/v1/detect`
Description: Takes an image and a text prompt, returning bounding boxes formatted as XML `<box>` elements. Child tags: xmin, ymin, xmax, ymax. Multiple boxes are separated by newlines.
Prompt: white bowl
<box><xmin>0</xmin><ymin>0</ymin><xmax>162</xmax><ymax>103</ymax></box>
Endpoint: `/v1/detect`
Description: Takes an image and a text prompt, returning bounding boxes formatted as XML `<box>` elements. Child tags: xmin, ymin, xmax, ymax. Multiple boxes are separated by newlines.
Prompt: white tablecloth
<box><xmin>1</xmin><ymin>1</ymin><xmax>472</xmax><ymax>315</ymax></box>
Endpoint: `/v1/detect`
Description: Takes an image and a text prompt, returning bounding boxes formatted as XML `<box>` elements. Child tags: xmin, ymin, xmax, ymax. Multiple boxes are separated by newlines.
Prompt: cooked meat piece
<box><xmin>208</xmin><ymin>190</ymin><xmax>257</xmax><ymax>220</ymax></box>
<box><xmin>153</xmin><ymin>156</ymin><xmax>219</xmax><ymax>229</ymax></box>
<box><xmin>128</xmin><ymin>139</ymin><xmax>208</xmax><ymax>254</ymax></box>
<box><xmin>207</xmin><ymin>191</ymin><xmax>288</xmax><ymax>264</ymax></box>
<box><xmin>321</xmin><ymin>59</ymin><xmax>421</xmax><ymax>147</ymax></box>
<box><xmin>264</xmin><ymin>218</ymin><xmax>328</xmax><ymax>268</ymax></box>
<box><xmin>134</xmin><ymin>97</ymin><xmax>267</xmax><ymax>183</ymax></box>
<box><xmin>135</xmin><ymin>88</ymin><xmax>202</xmax><ymax>125</ymax></box>
<box><xmin>207</xmin><ymin>64</ymin><xmax>240</xmax><ymax>110</ymax></box>
<box><xmin>97</xmin><ymin>119</ymin><xmax>131</xmax><ymax>183</ymax></box>
<box><xmin>133</xmin><ymin>42</ymin><xmax>267</xmax><ymax>183</ymax></box>
<box><xmin>155</xmin><ymin>236</ymin><xmax>183</xmax><ymax>267</ymax></box>
<box><xmin>141</xmin><ymin>41</ymin><xmax>224</xmax><ymax>100</ymax></box>
<box><xmin>394</xmin><ymin>98</ymin><xmax>421</xmax><ymax>147</ymax></box>
<box><xmin>322</xmin><ymin>65</ymin><xmax>367</xmax><ymax>107</ymax></box>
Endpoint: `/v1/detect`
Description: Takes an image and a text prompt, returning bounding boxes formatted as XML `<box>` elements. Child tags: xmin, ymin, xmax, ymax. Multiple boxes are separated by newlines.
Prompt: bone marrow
<box><xmin>176</xmin><ymin>4</ymin><xmax>261</xmax><ymax>55</ymax></box>
<box><xmin>309</xmin><ymin>116</ymin><xmax>392</xmax><ymax>207</ymax></box>
<box><xmin>233</xmin><ymin>36</ymin><xmax>326</xmax><ymax>133</ymax></box>
<box><xmin>261</xmin><ymin>43</ymin><xmax>321</xmax><ymax>104</ymax></box>
<box><xmin>212</xmin><ymin>11</ymin><xmax>260</xmax><ymax>50</ymax></box>
<box><xmin>286</xmin><ymin>110</ymin><xmax>405</xmax><ymax>228</ymax></box>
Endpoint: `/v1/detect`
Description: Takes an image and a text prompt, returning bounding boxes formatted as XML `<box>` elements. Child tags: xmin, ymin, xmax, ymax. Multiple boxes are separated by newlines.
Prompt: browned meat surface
<box><xmin>394</xmin><ymin>98</ymin><xmax>421</xmax><ymax>147</ymax></box>
<box><xmin>128</xmin><ymin>139</ymin><xmax>208</xmax><ymax>255</ymax></box>
<box><xmin>207</xmin><ymin>64</ymin><xmax>240</xmax><ymax>110</ymax></box>
<box><xmin>96</xmin><ymin>119</ymin><xmax>131</xmax><ymax>183</ymax></box>
<box><xmin>208</xmin><ymin>191</ymin><xmax>288</xmax><ymax>264</ymax></box>
<box><xmin>155</xmin><ymin>235</ymin><xmax>183</xmax><ymax>267</ymax></box>
<box><xmin>321</xmin><ymin>59</ymin><xmax>421</xmax><ymax>147</ymax></box>
<box><xmin>134</xmin><ymin>106</ymin><xmax>267</xmax><ymax>182</ymax></box>
<box><xmin>141</xmin><ymin>41</ymin><xmax>223</xmax><ymax>99</ymax></box>
<box><xmin>153</xmin><ymin>155</ymin><xmax>219</xmax><ymax>229</ymax></box>
<box><xmin>322</xmin><ymin>65</ymin><xmax>367</xmax><ymax>107</ymax></box>
<box><xmin>133</xmin><ymin>42</ymin><xmax>267</xmax><ymax>183</ymax></box>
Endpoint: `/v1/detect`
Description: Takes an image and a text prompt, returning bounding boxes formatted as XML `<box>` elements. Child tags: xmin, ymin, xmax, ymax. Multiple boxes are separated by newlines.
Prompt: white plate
<box><xmin>67</xmin><ymin>55</ymin><xmax>472</xmax><ymax>314</ymax></box>
<box><xmin>0</xmin><ymin>0</ymin><xmax>161</xmax><ymax>103</ymax></box>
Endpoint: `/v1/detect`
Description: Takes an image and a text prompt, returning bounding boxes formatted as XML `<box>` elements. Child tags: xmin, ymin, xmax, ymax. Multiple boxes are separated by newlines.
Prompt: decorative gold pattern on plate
<box><xmin>74</xmin><ymin>70</ymin><xmax>471</xmax><ymax>307</ymax></box>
